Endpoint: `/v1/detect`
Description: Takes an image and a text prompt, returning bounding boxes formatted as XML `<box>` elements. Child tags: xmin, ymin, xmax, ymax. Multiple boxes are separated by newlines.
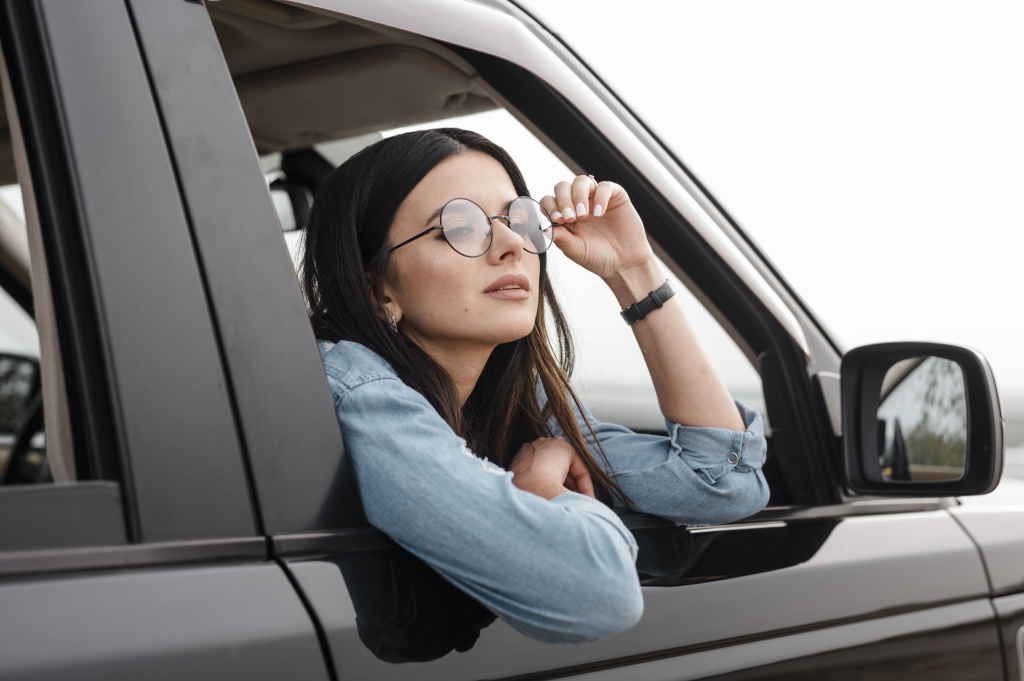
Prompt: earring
<box><xmin>388</xmin><ymin>312</ymin><xmax>398</xmax><ymax>332</ymax></box>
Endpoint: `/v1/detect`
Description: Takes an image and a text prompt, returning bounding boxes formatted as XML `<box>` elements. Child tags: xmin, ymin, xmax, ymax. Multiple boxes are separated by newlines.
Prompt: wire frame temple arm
<box><xmin>389</xmin><ymin>226</ymin><xmax>442</xmax><ymax>253</ymax></box>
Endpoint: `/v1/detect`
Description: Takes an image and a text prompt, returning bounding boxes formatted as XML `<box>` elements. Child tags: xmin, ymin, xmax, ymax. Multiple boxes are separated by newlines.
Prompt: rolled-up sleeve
<box><xmin>327</xmin><ymin>370</ymin><xmax>644</xmax><ymax>643</ymax></box>
<box><xmin>550</xmin><ymin>395</ymin><xmax>770</xmax><ymax>526</ymax></box>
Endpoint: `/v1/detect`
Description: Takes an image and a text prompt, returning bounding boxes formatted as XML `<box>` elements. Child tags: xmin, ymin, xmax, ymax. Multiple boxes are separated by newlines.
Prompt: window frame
<box><xmin>0</xmin><ymin>0</ymin><xmax>263</xmax><ymax>570</ymax></box>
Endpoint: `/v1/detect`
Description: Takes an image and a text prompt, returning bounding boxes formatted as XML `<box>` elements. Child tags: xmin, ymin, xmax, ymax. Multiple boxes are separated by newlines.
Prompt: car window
<box><xmin>0</xmin><ymin>183</ymin><xmax>45</xmax><ymax>480</ymax></box>
<box><xmin>0</xmin><ymin>55</ymin><xmax>127</xmax><ymax>553</ymax></box>
<box><xmin>210</xmin><ymin>2</ymin><xmax>789</xmax><ymax>519</ymax></box>
<box><xmin>265</xmin><ymin>109</ymin><xmax>767</xmax><ymax>437</ymax></box>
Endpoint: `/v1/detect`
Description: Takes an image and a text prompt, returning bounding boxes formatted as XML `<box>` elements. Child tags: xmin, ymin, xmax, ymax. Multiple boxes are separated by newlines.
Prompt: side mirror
<box><xmin>841</xmin><ymin>342</ymin><xmax>1003</xmax><ymax>497</ymax></box>
<box><xmin>0</xmin><ymin>353</ymin><xmax>39</xmax><ymax>435</ymax></box>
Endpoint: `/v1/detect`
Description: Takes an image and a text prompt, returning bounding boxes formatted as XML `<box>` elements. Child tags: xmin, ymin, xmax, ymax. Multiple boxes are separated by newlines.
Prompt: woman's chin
<box><xmin>485</xmin><ymin>320</ymin><xmax>536</xmax><ymax>345</ymax></box>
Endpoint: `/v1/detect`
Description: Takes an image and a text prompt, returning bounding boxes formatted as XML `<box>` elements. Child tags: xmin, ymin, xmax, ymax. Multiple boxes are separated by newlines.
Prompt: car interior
<box><xmin>0</xmin><ymin>0</ymin><xmax>803</xmax><ymax>511</ymax></box>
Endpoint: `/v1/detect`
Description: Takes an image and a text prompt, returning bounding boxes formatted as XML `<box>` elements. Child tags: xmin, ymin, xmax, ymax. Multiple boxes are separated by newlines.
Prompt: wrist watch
<box><xmin>619</xmin><ymin>279</ymin><xmax>675</xmax><ymax>326</ymax></box>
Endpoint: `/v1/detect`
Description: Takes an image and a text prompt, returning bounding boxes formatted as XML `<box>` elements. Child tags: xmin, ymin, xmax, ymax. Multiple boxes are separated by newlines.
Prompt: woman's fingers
<box><xmin>552</xmin><ymin>180</ymin><xmax>574</xmax><ymax>222</ymax></box>
<box><xmin>509</xmin><ymin>436</ymin><xmax>597</xmax><ymax>500</ymax></box>
<box><xmin>592</xmin><ymin>181</ymin><xmax>615</xmax><ymax>218</ymax></box>
<box><xmin>539</xmin><ymin>195</ymin><xmax>560</xmax><ymax>222</ymax></box>
<box><xmin>565</xmin><ymin>455</ymin><xmax>596</xmax><ymax>499</ymax></box>
<box><xmin>570</xmin><ymin>175</ymin><xmax>596</xmax><ymax>219</ymax></box>
<box><xmin>545</xmin><ymin>175</ymin><xmax>618</xmax><ymax>224</ymax></box>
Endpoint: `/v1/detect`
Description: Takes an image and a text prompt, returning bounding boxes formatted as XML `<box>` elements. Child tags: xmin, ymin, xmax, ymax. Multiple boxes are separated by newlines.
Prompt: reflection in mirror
<box><xmin>877</xmin><ymin>357</ymin><xmax>966</xmax><ymax>482</ymax></box>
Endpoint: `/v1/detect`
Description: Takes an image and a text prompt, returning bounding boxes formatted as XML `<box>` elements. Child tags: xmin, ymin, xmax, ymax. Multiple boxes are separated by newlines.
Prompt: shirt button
<box><xmin>727</xmin><ymin>452</ymin><xmax>740</xmax><ymax>464</ymax></box>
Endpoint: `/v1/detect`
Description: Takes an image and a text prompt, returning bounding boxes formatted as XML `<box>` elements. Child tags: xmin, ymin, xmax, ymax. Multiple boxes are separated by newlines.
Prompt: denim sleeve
<box><xmin>550</xmin><ymin>395</ymin><xmax>770</xmax><ymax>526</ymax></box>
<box><xmin>326</xmin><ymin>371</ymin><xmax>644</xmax><ymax>643</ymax></box>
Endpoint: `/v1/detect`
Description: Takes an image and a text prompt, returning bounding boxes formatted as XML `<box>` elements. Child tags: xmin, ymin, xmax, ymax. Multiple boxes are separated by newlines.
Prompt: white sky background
<box><xmin>518</xmin><ymin>0</ymin><xmax>1024</xmax><ymax>404</ymax></box>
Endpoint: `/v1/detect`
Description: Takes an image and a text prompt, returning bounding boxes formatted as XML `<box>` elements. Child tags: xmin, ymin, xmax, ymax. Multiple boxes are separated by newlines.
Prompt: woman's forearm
<box><xmin>604</xmin><ymin>257</ymin><xmax>745</xmax><ymax>431</ymax></box>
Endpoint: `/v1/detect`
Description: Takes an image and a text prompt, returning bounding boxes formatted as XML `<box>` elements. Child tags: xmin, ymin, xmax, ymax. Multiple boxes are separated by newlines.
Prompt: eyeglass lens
<box><xmin>440</xmin><ymin>199</ymin><xmax>493</xmax><ymax>257</ymax></box>
<box><xmin>440</xmin><ymin>197</ymin><xmax>552</xmax><ymax>257</ymax></box>
<box><xmin>508</xmin><ymin>197</ymin><xmax>553</xmax><ymax>254</ymax></box>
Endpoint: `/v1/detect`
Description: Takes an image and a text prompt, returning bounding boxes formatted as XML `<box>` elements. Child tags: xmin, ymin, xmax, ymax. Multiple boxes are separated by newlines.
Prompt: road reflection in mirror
<box><xmin>877</xmin><ymin>357</ymin><xmax>966</xmax><ymax>482</ymax></box>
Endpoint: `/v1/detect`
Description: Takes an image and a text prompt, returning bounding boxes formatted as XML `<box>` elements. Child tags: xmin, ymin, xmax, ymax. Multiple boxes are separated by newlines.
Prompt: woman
<box><xmin>302</xmin><ymin>128</ymin><xmax>768</xmax><ymax>644</ymax></box>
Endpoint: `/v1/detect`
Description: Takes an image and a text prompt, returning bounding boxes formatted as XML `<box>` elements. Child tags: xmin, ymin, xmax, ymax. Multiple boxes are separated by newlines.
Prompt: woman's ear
<box><xmin>371</xmin><ymin>275</ymin><xmax>403</xmax><ymax>326</ymax></box>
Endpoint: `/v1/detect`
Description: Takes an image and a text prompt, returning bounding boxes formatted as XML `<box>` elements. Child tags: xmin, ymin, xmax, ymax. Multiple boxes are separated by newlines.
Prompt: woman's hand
<box><xmin>540</xmin><ymin>176</ymin><xmax>656</xmax><ymax>283</ymax></box>
<box><xmin>509</xmin><ymin>437</ymin><xmax>595</xmax><ymax>500</ymax></box>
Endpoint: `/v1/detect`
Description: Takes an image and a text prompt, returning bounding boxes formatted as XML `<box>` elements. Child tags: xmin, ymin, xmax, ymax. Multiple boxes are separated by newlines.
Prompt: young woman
<box><xmin>302</xmin><ymin>128</ymin><xmax>768</xmax><ymax>644</ymax></box>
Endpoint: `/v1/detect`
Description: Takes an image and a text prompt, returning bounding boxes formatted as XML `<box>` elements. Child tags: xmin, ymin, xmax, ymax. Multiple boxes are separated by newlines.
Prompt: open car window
<box><xmin>266</xmin><ymin>109</ymin><xmax>766</xmax><ymax>437</ymax></box>
<box><xmin>208</xmin><ymin>0</ymin><xmax>797</xmax><ymax>515</ymax></box>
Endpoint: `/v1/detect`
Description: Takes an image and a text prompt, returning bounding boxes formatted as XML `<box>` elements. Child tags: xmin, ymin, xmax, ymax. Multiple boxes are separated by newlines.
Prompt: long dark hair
<box><xmin>302</xmin><ymin>128</ymin><xmax>626</xmax><ymax>504</ymax></box>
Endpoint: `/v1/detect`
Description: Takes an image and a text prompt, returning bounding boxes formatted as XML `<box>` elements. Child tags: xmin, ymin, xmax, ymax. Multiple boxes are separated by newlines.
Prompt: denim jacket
<box><xmin>318</xmin><ymin>339</ymin><xmax>769</xmax><ymax>643</ymax></box>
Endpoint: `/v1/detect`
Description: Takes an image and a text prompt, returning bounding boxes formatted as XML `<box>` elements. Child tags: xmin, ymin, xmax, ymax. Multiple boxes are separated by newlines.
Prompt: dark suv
<box><xmin>0</xmin><ymin>1</ymin><xmax>1019</xmax><ymax>680</ymax></box>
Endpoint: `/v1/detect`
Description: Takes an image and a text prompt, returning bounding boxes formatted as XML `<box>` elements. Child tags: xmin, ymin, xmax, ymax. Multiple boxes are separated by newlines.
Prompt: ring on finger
<box><xmin>586</xmin><ymin>174</ymin><xmax>598</xmax><ymax>189</ymax></box>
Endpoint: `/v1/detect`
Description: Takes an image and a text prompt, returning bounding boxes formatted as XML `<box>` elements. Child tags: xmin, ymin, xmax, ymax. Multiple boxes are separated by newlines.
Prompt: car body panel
<box><xmin>284</xmin><ymin>511</ymin><xmax>991</xmax><ymax>679</ymax></box>
<box><xmin>993</xmin><ymin>592</ymin><xmax>1024</xmax><ymax>681</ymax></box>
<box><xmin>949</xmin><ymin>503</ymin><xmax>1024</xmax><ymax>595</ymax></box>
<box><xmin>0</xmin><ymin>563</ymin><xmax>329</xmax><ymax>680</ymax></box>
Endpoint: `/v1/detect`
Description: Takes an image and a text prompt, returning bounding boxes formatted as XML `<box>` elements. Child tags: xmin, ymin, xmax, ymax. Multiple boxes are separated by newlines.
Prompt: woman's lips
<box><xmin>484</xmin><ymin>274</ymin><xmax>530</xmax><ymax>300</ymax></box>
<box><xmin>484</xmin><ymin>288</ymin><xmax>530</xmax><ymax>300</ymax></box>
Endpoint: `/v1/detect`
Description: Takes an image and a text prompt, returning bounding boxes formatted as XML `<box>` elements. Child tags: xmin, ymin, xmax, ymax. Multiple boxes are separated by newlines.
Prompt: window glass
<box><xmin>0</xmin><ymin>184</ymin><xmax>46</xmax><ymax>485</ymax></box>
<box><xmin>0</xmin><ymin>58</ymin><xmax>126</xmax><ymax>553</ymax></box>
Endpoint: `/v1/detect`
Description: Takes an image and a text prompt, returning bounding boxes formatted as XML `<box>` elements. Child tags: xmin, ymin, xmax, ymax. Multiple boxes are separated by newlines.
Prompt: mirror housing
<box><xmin>841</xmin><ymin>342</ymin><xmax>1003</xmax><ymax>496</ymax></box>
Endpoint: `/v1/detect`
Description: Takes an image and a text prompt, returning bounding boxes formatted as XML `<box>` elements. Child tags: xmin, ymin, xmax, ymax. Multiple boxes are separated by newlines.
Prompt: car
<box><xmin>0</xmin><ymin>0</ymin><xmax>1019</xmax><ymax>679</ymax></box>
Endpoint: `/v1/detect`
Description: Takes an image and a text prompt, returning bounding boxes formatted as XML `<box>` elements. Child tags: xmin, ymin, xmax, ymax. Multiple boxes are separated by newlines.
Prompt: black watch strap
<box><xmin>620</xmin><ymin>279</ymin><xmax>675</xmax><ymax>326</ymax></box>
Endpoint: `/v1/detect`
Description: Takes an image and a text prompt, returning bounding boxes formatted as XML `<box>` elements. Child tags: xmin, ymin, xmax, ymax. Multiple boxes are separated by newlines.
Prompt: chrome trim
<box><xmin>283</xmin><ymin>0</ymin><xmax>813</xmax><ymax>360</ymax></box>
<box><xmin>690</xmin><ymin>521</ymin><xmax>787</xmax><ymax>534</ymax></box>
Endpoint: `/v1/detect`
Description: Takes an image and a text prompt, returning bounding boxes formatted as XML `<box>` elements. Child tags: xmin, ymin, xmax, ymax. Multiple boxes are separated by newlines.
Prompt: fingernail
<box><xmin>563</xmin><ymin>206</ymin><xmax>575</xmax><ymax>220</ymax></box>
<box><xmin>576</xmin><ymin>202</ymin><xmax>587</xmax><ymax>217</ymax></box>
<box><xmin>551</xmin><ymin>210</ymin><xmax>562</xmax><ymax>221</ymax></box>
<box><xmin>593</xmin><ymin>204</ymin><xmax>603</xmax><ymax>217</ymax></box>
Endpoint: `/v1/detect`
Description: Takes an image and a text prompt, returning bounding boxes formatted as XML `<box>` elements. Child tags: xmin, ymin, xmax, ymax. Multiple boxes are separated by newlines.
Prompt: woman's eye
<box><xmin>445</xmin><ymin>224</ymin><xmax>477</xmax><ymax>240</ymax></box>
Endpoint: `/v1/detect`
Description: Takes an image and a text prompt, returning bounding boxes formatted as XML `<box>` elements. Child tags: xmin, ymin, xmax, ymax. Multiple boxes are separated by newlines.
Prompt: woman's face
<box><xmin>382</xmin><ymin>151</ymin><xmax>542</xmax><ymax>358</ymax></box>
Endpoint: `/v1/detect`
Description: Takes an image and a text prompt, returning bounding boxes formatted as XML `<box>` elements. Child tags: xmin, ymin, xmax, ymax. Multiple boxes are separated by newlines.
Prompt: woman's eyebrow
<box><xmin>423</xmin><ymin>205</ymin><xmax>444</xmax><ymax>228</ymax></box>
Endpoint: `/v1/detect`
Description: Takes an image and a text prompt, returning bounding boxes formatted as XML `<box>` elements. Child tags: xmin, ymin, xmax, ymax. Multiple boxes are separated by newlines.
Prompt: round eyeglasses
<box><xmin>388</xmin><ymin>197</ymin><xmax>553</xmax><ymax>257</ymax></box>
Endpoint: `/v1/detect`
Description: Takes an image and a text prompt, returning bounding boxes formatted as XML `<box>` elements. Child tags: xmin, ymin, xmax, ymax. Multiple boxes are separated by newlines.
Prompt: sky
<box><xmin>518</xmin><ymin>0</ymin><xmax>1024</xmax><ymax>407</ymax></box>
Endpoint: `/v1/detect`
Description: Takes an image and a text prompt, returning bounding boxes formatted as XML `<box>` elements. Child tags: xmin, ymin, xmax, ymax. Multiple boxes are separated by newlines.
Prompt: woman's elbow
<box><xmin>663</xmin><ymin>469</ymin><xmax>770</xmax><ymax>526</ymax></box>
<box><xmin>558</xmin><ymin>580</ymin><xmax>644</xmax><ymax>643</ymax></box>
<box><xmin>521</xmin><ymin>554</ymin><xmax>644</xmax><ymax>643</ymax></box>
<box><xmin>713</xmin><ymin>470</ymin><xmax>771</xmax><ymax>524</ymax></box>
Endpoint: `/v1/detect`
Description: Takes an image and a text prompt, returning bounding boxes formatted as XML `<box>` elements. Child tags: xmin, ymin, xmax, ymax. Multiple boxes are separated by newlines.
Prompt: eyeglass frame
<box><xmin>387</xmin><ymin>196</ymin><xmax>553</xmax><ymax>257</ymax></box>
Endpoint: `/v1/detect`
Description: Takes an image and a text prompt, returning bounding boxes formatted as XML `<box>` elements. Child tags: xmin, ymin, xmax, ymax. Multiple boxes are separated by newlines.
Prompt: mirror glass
<box><xmin>877</xmin><ymin>356</ymin><xmax>966</xmax><ymax>482</ymax></box>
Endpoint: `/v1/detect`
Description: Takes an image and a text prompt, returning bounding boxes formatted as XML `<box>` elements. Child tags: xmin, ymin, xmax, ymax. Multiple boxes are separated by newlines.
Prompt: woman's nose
<box><xmin>487</xmin><ymin>217</ymin><xmax>525</xmax><ymax>262</ymax></box>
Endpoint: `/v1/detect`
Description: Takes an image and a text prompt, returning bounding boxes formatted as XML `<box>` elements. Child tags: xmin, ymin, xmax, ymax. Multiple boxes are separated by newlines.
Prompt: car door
<box><xmin>0</xmin><ymin>2</ymin><xmax>328</xmax><ymax>679</ymax></box>
<box><xmin>139</xmin><ymin>0</ymin><xmax>1004</xmax><ymax>679</ymax></box>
